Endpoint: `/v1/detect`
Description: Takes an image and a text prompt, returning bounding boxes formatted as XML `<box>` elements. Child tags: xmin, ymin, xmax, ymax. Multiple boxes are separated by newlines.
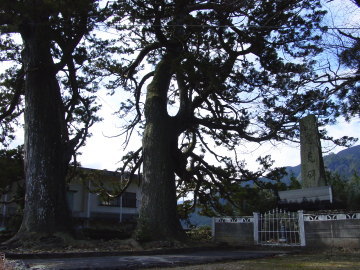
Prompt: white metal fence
<box><xmin>213</xmin><ymin>209</ymin><xmax>306</xmax><ymax>247</ymax></box>
<box><xmin>254</xmin><ymin>209</ymin><xmax>305</xmax><ymax>246</ymax></box>
<box><xmin>213</xmin><ymin>210</ymin><xmax>360</xmax><ymax>247</ymax></box>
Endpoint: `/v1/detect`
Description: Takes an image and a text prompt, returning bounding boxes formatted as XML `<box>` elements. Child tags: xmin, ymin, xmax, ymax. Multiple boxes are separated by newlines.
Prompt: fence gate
<box><xmin>254</xmin><ymin>209</ymin><xmax>305</xmax><ymax>246</ymax></box>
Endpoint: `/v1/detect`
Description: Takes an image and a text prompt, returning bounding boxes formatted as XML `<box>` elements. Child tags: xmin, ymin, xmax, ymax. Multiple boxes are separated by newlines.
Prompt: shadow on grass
<box><xmin>152</xmin><ymin>249</ymin><xmax>360</xmax><ymax>270</ymax></box>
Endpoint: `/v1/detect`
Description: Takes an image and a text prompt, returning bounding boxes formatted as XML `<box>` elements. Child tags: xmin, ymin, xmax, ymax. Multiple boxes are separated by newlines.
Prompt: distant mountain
<box><xmin>181</xmin><ymin>211</ymin><xmax>212</xmax><ymax>229</ymax></box>
<box><xmin>284</xmin><ymin>145</ymin><xmax>360</xmax><ymax>183</ymax></box>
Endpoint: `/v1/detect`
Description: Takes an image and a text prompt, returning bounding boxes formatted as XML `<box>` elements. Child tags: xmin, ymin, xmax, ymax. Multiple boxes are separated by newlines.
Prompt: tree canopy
<box><xmin>0</xmin><ymin>0</ymin><xmax>358</xmax><ymax>242</ymax></box>
<box><xmin>312</xmin><ymin>0</ymin><xmax>360</xmax><ymax>120</ymax></box>
<box><xmin>0</xmin><ymin>146</ymin><xmax>23</xmax><ymax>192</ymax></box>
<box><xmin>336</xmin><ymin>0</ymin><xmax>360</xmax><ymax>118</ymax></box>
<box><xmin>55</xmin><ymin>0</ymin><xmax>352</xmax><ymax>240</ymax></box>
<box><xmin>0</xmin><ymin>0</ymin><xmax>106</xmax><ymax>152</ymax></box>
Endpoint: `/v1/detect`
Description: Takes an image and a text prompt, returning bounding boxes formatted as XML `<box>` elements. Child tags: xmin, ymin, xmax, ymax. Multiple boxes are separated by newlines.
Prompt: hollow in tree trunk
<box><xmin>135</xmin><ymin>55</ymin><xmax>185</xmax><ymax>241</ymax></box>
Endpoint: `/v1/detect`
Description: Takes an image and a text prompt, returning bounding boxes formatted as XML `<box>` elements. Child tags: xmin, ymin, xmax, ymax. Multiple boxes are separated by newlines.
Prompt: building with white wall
<box><xmin>1</xmin><ymin>168</ymin><xmax>141</xmax><ymax>228</ymax></box>
<box><xmin>68</xmin><ymin>168</ymin><xmax>141</xmax><ymax>223</ymax></box>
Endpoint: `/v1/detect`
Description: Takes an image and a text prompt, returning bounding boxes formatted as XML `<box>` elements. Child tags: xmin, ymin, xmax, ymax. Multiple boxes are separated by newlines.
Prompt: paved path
<box><xmin>10</xmin><ymin>249</ymin><xmax>287</xmax><ymax>270</ymax></box>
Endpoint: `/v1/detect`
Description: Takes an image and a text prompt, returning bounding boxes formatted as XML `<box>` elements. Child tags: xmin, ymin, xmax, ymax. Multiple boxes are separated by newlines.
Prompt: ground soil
<box><xmin>1</xmin><ymin>233</ymin><xmax>359</xmax><ymax>270</ymax></box>
<box><xmin>149</xmin><ymin>248</ymin><xmax>360</xmax><ymax>270</ymax></box>
<box><xmin>1</xmin><ymin>236</ymin><xmax>217</xmax><ymax>256</ymax></box>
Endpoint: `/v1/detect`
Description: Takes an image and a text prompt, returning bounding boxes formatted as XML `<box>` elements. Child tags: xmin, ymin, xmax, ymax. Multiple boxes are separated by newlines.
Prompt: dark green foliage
<box><xmin>103</xmin><ymin>1</ymin><xmax>358</xmax><ymax>235</ymax></box>
<box><xmin>0</xmin><ymin>34</ymin><xmax>23</xmax><ymax>147</ymax></box>
<box><xmin>190</xmin><ymin>145</ymin><xmax>360</xmax><ymax>216</ymax></box>
<box><xmin>186</xmin><ymin>226</ymin><xmax>212</xmax><ymax>241</ymax></box>
<box><xmin>288</xmin><ymin>174</ymin><xmax>302</xmax><ymax>190</ymax></box>
<box><xmin>0</xmin><ymin>0</ymin><xmax>107</xmax><ymax>153</ymax></box>
<box><xmin>346</xmin><ymin>173</ymin><xmax>360</xmax><ymax>210</ymax></box>
<box><xmin>187</xmin><ymin>178</ymin><xmax>286</xmax><ymax>217</ymax></box>
<box><xmin>0</xmin><ymin>145</ymin><xmax>23</xmax><ymax>191</ymax></box>
<box><xmin>326</xmin><ymin>171</ymin><xmax>360</xmax><ymax>210</ymax></box>
<box><xmin>0</xmin><ymin>147</ymin><xmax>25</xmax><ymax>233</ymax></box>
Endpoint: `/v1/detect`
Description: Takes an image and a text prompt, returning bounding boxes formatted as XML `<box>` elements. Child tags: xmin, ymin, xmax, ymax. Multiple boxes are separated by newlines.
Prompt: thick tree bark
<box><xmin>136</xmin><ymin>54</ymin><xmax>185</xmax><ymax>241</ymax></box>
<box><xmin>13</xmin><ymin>16</ymin><xmax>72</xmax><ymax>239</ymax></box>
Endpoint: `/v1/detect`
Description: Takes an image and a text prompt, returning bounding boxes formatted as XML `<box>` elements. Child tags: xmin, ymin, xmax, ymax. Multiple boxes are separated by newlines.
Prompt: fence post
<box><xmin>298</xmin><ymin>210</ymin><xmax>306</xmax><ymax>246</ymax></box>
<box><xmin>211</xmin><ymin>217</ymin><xmax>216</xmax><ymax>241</ymax></box>
<box><xmin>253</xmin><ymin>212</ymin><xmax>259</xmax><ymax>245</ymax></box>
<box><xmin>1</xmin><ymin>194</ymin><xmax>7</xmax><ymax>227</ymax></box>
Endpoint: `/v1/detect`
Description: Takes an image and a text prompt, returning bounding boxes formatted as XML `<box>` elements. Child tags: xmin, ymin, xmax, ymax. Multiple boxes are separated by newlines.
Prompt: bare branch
<box><xmin>0</xmin><ymin>67</ymin><xmax>24</xmax><ymax>122</ymax></box>
<box><xmin>124</xmin><ymin>43</ymin><xmax>162</xmax><ymax>78</ymax></box>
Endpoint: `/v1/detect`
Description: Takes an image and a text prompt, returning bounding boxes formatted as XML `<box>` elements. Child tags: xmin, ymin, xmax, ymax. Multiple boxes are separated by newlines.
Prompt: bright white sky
<box><xmin>77</xmin><ymin>0</ymin><xmax>360</xmax><ymax>172</ymax></box>
<box><xmin>76</xmin><ymin>94</ymin><xmax>360</xmax><ymax>172</ymax></box>
<box><xmin>6</xmin><ymin>0</ymin><xmax>360</xmax><ymax>172</ymax></box>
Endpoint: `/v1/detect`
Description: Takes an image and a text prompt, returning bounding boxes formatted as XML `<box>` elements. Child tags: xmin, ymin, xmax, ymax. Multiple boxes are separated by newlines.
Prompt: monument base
<box><xmin>278</xmin><ymin>186</ymin><xmax>336</xmax><ymax>211</ymax></box>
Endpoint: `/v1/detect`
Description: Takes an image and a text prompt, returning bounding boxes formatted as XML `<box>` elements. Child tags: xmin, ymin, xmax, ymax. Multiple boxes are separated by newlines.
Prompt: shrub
<box><xmin>186</xmin><ymin>226</ymin><xmax>212</xmax><ymax>241</ymax></box>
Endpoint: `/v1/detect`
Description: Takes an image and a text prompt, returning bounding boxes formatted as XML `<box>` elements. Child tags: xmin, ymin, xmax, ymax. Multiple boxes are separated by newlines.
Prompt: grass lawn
<box><xmin>151</xmin><ymin>249</ymin><xmax>360</xmax><ymax>270</ymax></box>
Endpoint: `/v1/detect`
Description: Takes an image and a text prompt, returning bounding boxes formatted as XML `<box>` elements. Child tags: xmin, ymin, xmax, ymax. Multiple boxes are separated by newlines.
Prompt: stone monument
<box><xmin>278</xmin><ymin>115</ymin><xmax>331</xmax><ymax>210</ymax></box>
<box><xmin>299</xmin><ymin>114</ymin><xmax>326</xmax><ymax>188</ymax></box>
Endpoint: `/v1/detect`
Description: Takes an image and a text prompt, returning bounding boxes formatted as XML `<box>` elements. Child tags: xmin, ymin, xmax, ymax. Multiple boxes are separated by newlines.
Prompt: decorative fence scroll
<box><xmin>304</xmin><ymin>212</ymin><xmax>360</xmax><ymax>221</ymax></box>
<box><xmin>214</xmin><ymin>217</ymin><xmax>254</xmax><ymax>223</ymax></box>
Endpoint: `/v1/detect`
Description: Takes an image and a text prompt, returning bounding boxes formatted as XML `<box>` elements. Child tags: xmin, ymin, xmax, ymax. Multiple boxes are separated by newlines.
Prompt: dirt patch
<box><xmin>149</xmin><ymin>248</ymin><xmax>360</xmax><ymax>270</ymax></box>
<box><xmin>1</xmin><ymin>235</ymin><xmax>218</xmax><ymax>256</ymax></box>
<box><xmin>2</xmin><ymin>238</ymin><xmax>143</xmax><ymax>255</ymax></box>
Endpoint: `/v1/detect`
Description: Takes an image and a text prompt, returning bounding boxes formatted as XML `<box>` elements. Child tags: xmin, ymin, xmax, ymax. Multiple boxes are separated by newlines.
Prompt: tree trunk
<box><xmin>135</xmin><ymin>55</ymin><xmax>185</xmax><ymax>241</ymax></box>
<box><xmin>13</xmin><ymin>15</ymin><xmax>72</xmax><ymax>240</ymax></box>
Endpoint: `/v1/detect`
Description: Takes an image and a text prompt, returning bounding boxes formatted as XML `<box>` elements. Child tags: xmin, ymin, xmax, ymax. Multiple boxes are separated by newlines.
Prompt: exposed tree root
<box><xmin>2</xmin><ymin>232</ymin><xmax>74</xmax><ymax>250</ymax></box>
<box><xmin>0</xmin><ymin>234</ymin><xmax>145</xmax><ymax>254</ymax></box>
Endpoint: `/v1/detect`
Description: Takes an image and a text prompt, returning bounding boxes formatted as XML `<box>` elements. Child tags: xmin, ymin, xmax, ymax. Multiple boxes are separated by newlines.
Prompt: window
<box><xmin>99</xmin><ymin>196</ymin><xmax>121</xmax><ymax>207</ymax></box>
<box><xmin>122</xmin><ymin>192</ymin><xmax>137</xmax><ymax>208</ymax></box>
<box><xmin>98</xmin><ymin>192</ymin><xmax>137</xmax><ymax>208</ymax></box>
<box><xmin>66</xmin><ymin>190</ymin><xmax>76</xmax><ymax>210</ymax></box>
